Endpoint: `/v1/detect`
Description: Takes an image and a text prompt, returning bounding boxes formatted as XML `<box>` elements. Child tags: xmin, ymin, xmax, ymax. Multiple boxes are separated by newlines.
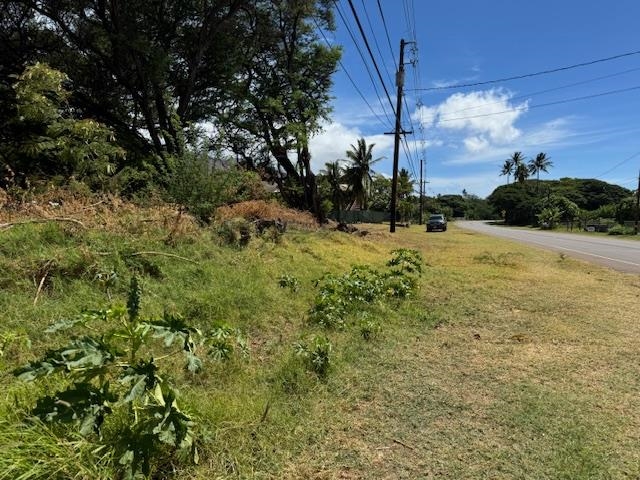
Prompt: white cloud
<box><xmin>415</xmin><ymin>89</ymin><xmax>528</xmax><ymax>148</ymax></box>
<box><xmin>308</xmin><ymin>121</ymin><xmax>394</xmax><ymax>172</ymax></box>
<box><xmin>444</xmin><ymin>117</ymin><xmax>573</xmax><ymax>165</ymax></box>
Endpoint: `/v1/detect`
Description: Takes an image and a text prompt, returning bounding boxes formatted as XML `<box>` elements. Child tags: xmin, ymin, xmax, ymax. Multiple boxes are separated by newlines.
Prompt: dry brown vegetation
<box><xmin>214</xmin><ymin>200</ymin><xmax>319</xmax><ymax>229</ymax></box>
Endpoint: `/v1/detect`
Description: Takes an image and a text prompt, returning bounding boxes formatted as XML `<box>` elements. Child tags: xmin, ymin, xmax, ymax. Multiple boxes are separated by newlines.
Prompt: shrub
<box><xmin>167</xmin><ymin>150</ymin><xmax>266</xmax><ymax>224</ymax></box>
<box><xmin>607</xmin><ymin>224</ymin><xmax>635</xmax><ymax>235</ymax></box>
<box><xmin>215</xmin><ymin>218</ymin><xmax>254</xmax><ymax>248</ymax></box>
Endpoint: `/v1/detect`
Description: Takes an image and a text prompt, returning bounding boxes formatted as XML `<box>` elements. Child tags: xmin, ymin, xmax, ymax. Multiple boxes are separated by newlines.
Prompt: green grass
<box><xmin>2</xmin><ymin>218</ymin><xmax>640</xmax><ymax>479</ymax></box>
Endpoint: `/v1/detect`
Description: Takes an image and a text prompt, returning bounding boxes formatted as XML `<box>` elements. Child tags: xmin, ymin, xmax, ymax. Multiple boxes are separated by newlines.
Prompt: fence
<box><xmin>328</xmin><ymin>210</ymin><xmax>390</xmax><ymax>224</ymax></box>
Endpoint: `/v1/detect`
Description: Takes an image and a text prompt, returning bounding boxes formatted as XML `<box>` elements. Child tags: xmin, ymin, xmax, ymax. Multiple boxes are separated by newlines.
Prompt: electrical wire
<box><xmin>343</xmin><ymin>0</ymin><xmax>397</xmax><ymax>115</ymax></box>
<box><xmin>434</xmin><ymin>85</ymin><xmax>640</xmax><ymax>123</ymax></box>
<box><xmin>427</xmin><ymin>66</ymin><xmax>640</xmax><ymax>117</ymax></box>
<box><xmin>333</xmin><ymin>2</ymin><xmax>395</xmax><ymax>126</ymax></box>
<box><xmin>360</xmin><ymin>0</ymin><xmax>395</xmax><ymax>89</ymax></box>
<box><xmin>376</xmin><ymin>0</ymin><xmax>397</xmax><ymax>66</ymax></box>
<box><xmin>313</xmin><ymin>16</ymin><xmax>392</xmax><ymax>128</ymax></box>
<box><xmin>410</xmin><ymin>49</ymin><xmax>640</xmax><ymax>91</ymax></box>
<box><xmin>595</xmin><ymin>150</ymin><xmax>640</xmax><ymax>179</ymax></box>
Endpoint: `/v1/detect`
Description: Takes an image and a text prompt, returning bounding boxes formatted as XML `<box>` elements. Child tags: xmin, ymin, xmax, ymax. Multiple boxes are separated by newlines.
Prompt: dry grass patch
<box><xmin>215</xmin><ymin>200</ymin><xmax>318</xmax><ymax>229</ymax></box>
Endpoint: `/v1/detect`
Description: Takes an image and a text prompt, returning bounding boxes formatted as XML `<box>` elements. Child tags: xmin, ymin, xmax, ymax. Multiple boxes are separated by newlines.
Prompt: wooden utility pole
<box><xmin>389</xmin><ymin>39</ymin><xmax>413</xmax><ymax>233</ymax></box>
<box><xmin>635</xmin><ymin>169</ymin><xmax>640</xmax><ymax>235</ymax></box>
<box><xmin>419</xmin><ymin>155</ymin><xmax>424</xmax><ymax>225</ymax></box>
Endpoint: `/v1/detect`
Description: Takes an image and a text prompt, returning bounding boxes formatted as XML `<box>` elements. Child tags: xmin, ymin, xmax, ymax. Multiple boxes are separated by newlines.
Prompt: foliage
<box><xmin>1</xmin><ymin>63</ymin><xmax>125</xmax><ymax>189</ymax></box>
<box><xmin>487</xmin><ymin>183</ymin><xmax>538</xmax><ymax>225</ymax></box>
<box><xmin>215</xmin><ymin>218</ymin><xmax>254</xmax><ymax>248</ymax></box>
<box><xmin>358</xmin><ymin>314</ymin><xmax>381</xmax><ymax>341</ymax></box>
<box><xmin>344</xmin><ymin>138</ymin><xmax>382</xmax><ymax>210</ymax></box>
<box><xmin>387</xmin><ymin>248</ymin><xmax>423</xmax><ymax>274</ymax></box>
<box><xmin>309</xmin><ymin>250</ymin><xmax>422</xmax><ymax>328</ymax></box>
<box><xmin>294</xmin><ymin>335</ymin><xmax>332</xmax><ymax>378</ymax></box>
<box><xmin>537</xmin><ymin>195</ymin><xmax>580</xmax><ymax>227</ymax></box>
<box><xmin>167</xmin><ymin>148</ymin><xmax>266</xmax><ymax>224</ymax></box>
<box><xmin>220</xmin><ymin>0</ymin><xmax>340</xmax><ymax>216</ymax></box>
<box><xmin>537</xmin><ymin>207</ymin><xmax>561</xmax><ymax>229</ymax></box>
<box><xmin>12</xmin><ymin>277</ymin><xmax>246</xmax><ymax>479</ymax></box>
<box><xmin>615</xmin><ymin>196</ymin><xmax>639</xmax><ymax>223</ymax></box>
<box><xmin>607</xmin><ymin>225</ymin><xmax>636</xmax><ymax>235</ymax></box>
<box><xmin>278</xmin><ymin>274</ymin><xmax>300</xmax><ymax>292</ymax></box>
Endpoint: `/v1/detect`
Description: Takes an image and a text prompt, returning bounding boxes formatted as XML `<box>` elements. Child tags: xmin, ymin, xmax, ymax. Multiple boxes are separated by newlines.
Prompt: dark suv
<box><xmin>426</xmin><ymin>214</ymin><xmax>447</xmax><ymax>232</ymax></box>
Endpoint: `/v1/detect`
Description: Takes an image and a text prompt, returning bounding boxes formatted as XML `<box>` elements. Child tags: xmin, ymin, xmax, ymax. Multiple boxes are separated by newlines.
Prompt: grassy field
<box><xmin>1</xmin><ymin>202</ymin><xmax>639</xmax><ymax>479</ymax></box>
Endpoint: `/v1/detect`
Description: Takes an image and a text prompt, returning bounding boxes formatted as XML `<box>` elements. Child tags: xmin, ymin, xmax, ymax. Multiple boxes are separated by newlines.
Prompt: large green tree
<box><xmin>219</xmin><ymin>0</ymin><xmax>340</xmax><ymax>217</ymax></box>
<box><xmin>2</xmin><ymin>1</ymin><xmax>340</xmax><ymax>216</ymax></box>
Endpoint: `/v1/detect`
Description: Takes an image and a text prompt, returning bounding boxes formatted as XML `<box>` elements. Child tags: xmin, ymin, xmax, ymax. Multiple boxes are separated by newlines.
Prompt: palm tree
<box><xmin>344</xmin><ymin>138</ymin><xmax>382</xmax><ymax>210</ymax></box>
<box><xmin>528</xmin><ymin>152</ymin><xmax>553</xmax><ymax>191</ymax></box>
<box><xmin>322</xmin><ymin>161</ymin><xmax>344</xmax><ymax>221</ymax></box>
<box><xmin>508</xmin><ymin>151</ymin><xmax>529</xmax><ymax>184</ymax></box>
<box><xmin>500</xmin><ymin>159</ymin><xmax>514</xmax><ymax>184</ymax></box>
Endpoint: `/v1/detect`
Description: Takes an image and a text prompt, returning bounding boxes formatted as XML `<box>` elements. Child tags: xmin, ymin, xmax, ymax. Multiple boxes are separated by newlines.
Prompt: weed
<box><xmin>358</xmin><ymin>314</ymin><xmax>381</xmax><ymax>341</ymax></box>
<box><xmin>294</xmin><ymin>335</ymin><xmax>332</xmax><ymax>378</ymax></box>
<box><xmin>11</xmin><ymin>276</ymin><xmax>246</xmax><ymax>479</ymax></box>
<box><xmin>387</xmin><ymin>248</ymin><xmax>423</xmax><ymax>274</ymax></box>
<box><xmin>278</xmin><ymin>274</ymin><xmax>300</xmax><ymax>292</ymax></box>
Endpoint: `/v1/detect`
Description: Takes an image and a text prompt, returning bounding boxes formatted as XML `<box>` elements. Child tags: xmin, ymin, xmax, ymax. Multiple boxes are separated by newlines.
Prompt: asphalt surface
<box><xmin>457</xmin><ymin>221</ymin><xmax>640</xmax><ymax>275</ymax></box>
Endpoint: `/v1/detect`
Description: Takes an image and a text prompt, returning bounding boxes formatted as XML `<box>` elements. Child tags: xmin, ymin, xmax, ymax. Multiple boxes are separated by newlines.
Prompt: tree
<box><xmin>220</xmin><ymin>0</ymin><xmax>340</xmax><ymax>218</ymax></box>
<box><xmin>8</xmin><ymin>0</ymin><xmax>250</xmax><ymax>171</ymax></box>
<box><xmin>528</xmin><ymin>152</ymin><xmax>553</xmax><ymax>191</ymax></box>
<box><xmin>1</xmin><ymin>63</ymin><xmax>124</xmax><ymax>189</ymax></box>
<box><xmin>509</xmin><ymin>151</ymin><xmax>529</xmax><ymax>184</ymax></box>
<box><xmin>397</xmin><ymin>168</ymin><xmax>415</xmax><ymax>222</ymax></box>
<box><xmin>321</xmin><ymin>161</ymin><xmax>344</xmax><ymax>221</ymax></box>
<box><xmin>369</xmin><ymin>174</ymin><xmax>392</xmax><ymax>211</ymax></box>
<box><xmin>500</xmin><ymin>158</ymin><xmax>514</xmax><ymax>184</ymax></box>
<box><xmin>344</xmin><ymin>138</ymin><xmax>382</xmax><ymax>210</ymax></box>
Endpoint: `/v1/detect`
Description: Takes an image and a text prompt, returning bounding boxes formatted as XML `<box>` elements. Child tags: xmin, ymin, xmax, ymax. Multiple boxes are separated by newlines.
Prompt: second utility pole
<box><xmin>390</xmin><ymin>39</ymin><xmax>409</xmax><ymax>233</ymax></box>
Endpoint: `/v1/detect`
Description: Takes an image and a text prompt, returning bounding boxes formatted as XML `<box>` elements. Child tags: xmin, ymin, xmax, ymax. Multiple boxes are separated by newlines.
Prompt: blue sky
<box><xmin>309</xmin><ymin>0</ymin><xmax>640</xmax><ymax>198</ymax></box>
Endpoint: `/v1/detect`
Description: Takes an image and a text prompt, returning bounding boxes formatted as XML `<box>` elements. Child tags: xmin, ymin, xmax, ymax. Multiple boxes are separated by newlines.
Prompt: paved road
<box><xmin>457</xmin><ymin>221</ymin><xmax>640</xmax><ymax>274</ymax></box>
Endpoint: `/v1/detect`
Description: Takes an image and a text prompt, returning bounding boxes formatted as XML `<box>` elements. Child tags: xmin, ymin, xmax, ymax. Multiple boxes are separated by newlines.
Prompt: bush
<box><xmin>607</xmin><ymin>225</ymin><xmax>635</xmax><ymax>235</ymax></box>
<box><xmin>167</xmin><ymin>150</ymin><xmax>266</xmax><ymax>224</ymax></box>
<box><xmin>215</xmin><ymin>218</ymin><xmax>254</xmax><ymax>248</ymax></box>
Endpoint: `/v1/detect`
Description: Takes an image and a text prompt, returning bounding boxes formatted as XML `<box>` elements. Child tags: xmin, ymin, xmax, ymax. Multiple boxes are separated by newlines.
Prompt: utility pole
<box><xmin>419</xmin><ymin>155</ymin><xmax>424</xmax><ymax>225</ymax></box>
<box><xmin>635</xmin><ymin>169</ymin><xmax>640</xmax><ymax>235</ymax></box>
<box><xmin>388</xmin><ymin>39</ymin><xmax>413</xmax><ymax>233</ymax></box>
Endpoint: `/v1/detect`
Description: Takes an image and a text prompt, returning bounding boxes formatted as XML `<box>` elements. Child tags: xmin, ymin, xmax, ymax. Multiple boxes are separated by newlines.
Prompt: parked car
<box><xmin>426</xmin><ymin>214</ymin><xmax>447</xmax><ymax>232</ymax></box>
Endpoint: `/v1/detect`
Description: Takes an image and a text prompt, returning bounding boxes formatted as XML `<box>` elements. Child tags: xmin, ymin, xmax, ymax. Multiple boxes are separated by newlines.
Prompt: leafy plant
<box><xmin>12</xmin><ymin>276</ymin><xmax>244</xmax><ymax>479</ymax></box>
<box><xmin>309</xmin><ymin>251</ymin><xmax>423</xmax><ymax>328</ymax></box>
<box><xmin>294</xmin><ymin>336</ymin><xmax>332</xmax><ymax>378</ymax></box>
<box><xmin>387</xmin><ymin>248</ymin><xmax>423</xmax><ymax>274</ymax></box>
<box><xmin>278</xmin><ymin>274</ymin><xmax>300</xmax><ymax>292</ymax></box>
<box><xmin>358</xmin><ymin>314</ymin><xmax>381</xmax><ymax>341</ymax></box>
<box><xmin>205</xmin><ymin>324</ymin><xmax>249</xmax><ymax>361</ymax></box>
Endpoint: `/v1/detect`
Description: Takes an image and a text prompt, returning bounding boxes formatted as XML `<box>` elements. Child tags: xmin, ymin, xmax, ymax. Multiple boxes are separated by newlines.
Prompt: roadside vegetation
<box><xmin>2</xmin><ymin>193</ymin><xmax>640</xmax><ymax>479</ymax></box>
<box><xmin>489</xmin><ymin>151</ymin><xmax>637</xmax><ymax>233</ymax></box>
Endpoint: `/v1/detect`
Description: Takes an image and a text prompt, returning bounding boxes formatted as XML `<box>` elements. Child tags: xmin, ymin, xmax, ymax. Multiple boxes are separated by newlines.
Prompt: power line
<box><xmin>343</xmin><ymin>0</ymin><xmax>396</xmax><ymax>115</ymax></box>
<box><xmin>429</xmin><ymin>66</ymin><xmax>640</xmax><ymax>117</ymax></box>
<box><xmin>333</xmin><ymin>2</ymin><xmax>394</xmax><ymax>126</ymax></box>
<box><xmin>595</xmin><ymin>150</ymin><xmax>640</xmax><ymax>179</ymax></box>
<box><xmin>359</xmin><ymin>0</ymin><xmax>395</xmax><ymax>89</ymax></box>
<box><xmin>410</xmin><ymin>49</ymin><xmax>640</xmax><ymax>91</ymax></box>
<box><xmin>434</xmin><ymin>85</ymin><xmax>640</xmax><ymax>123</ymax></box>
<box><xmin>313</xmin><ymin>17</ymin><xmax>392</xmax><ymax>128</ymax></box>
<box><xmin>376</xmin><ymin>0</ymin><xmax>397</xmax><ymax>66</ymax></box>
